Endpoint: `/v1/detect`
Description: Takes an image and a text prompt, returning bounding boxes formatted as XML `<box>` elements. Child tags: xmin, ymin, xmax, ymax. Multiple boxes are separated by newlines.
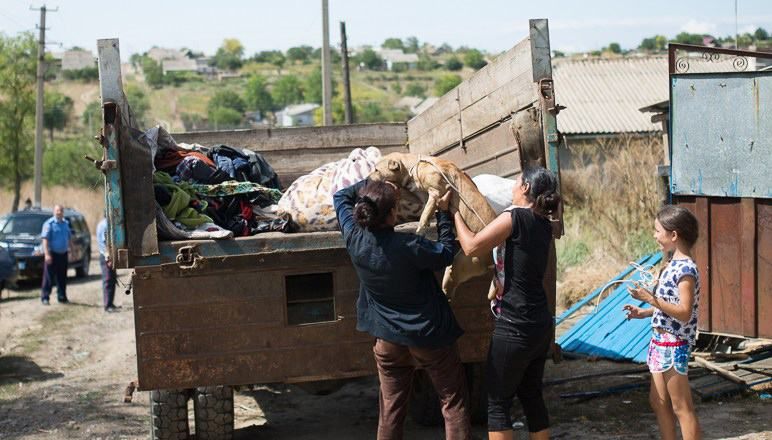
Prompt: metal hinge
<box><xmin>176</xmin><ymin>245</ymin><xmax>204</xmax><ymax>272</ymax></box>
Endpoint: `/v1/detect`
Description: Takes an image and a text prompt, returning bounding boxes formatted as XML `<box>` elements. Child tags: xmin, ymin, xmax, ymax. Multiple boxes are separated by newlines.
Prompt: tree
<box><xmin>417</xmin><ymin>53</ymin><xmax>439</xmax><ymax>71</ymax></box>
<box><xmin>43</xmin><ymin>91</ymin><xmax>74</xmax><ymax>141</ymax></box>
<box><xmin>404</xmin><ymin>36</ymin><xmax>420</xmax><ymax>54</ymax></box>
<box><xmin>673</xmin><ymin>32</ymin><xmax>707</xmax><ymax>45</ymax></box>
<box><xmin>270</xmin><ymin>52</ymin><xmax>286</xmax><ymax>73</ymax></box>
<box><xmin>0</xmin><ymin>33</ymin><xmax>36</xmax><ymax>212</ymax></box>
<box><xmin>43</xmin><ymin>138</ymin><xmax>102</xmax><ymax>188</ymax></box>
<box><xmin>213</xmin><ymin>38</ymin><xmax>244</xmax><ymax>71</ymax></box>
<box><xmin>404</xmin><ymin>82</ymin><xmax>426</xmax><ymax>98</ymax></box>
<box><xmin>208</xmin><ymin>107</ymin><xmax>243</xmax><ymax>129</ymax></box>
<box><xmin>445</xmin><ymin>56</ymin><xmax>463</xmax><ymax>71</ymax></box>
<box><xmin>245</xmin><ymin>74</ymin><xmax>274</xmax><ymax>115</ymax></box>
<box><xmin>287</xmin><ymin>45</ymin><xmax>313</xmax><ymax>64</ymax></box>
<box><xmin>463</xmin><ymin>49</ymin><xmax>487</xmax><ymax>70</ymax></box>
<box><xmin>125</xmin><ymin>84</ymin><xmax>150</xmax><ymax>127</ymax></box>
<box><xmin>141</xmin><ymin>56</ymin><xmax>164</xmax><ymax>88</ymax></box>
<box><xmin>382</xmin><ymin>38</ymin><xmax>404</xmax><ymax>50</ymax></box>
<box><xmin>271</xmin><ymin>75</ymin><xmax>304</xmax><ymax>109</ymax></box>
<box><xmin>608</xmin><ymin>42</ymin><xmax>622</xmax><ymax>54</ymax></box>
<box><xmin>552</xmin><ymin>50</ymin><xmax>566</xmax><ymax>58</ymax></box>
<box><xmin>357</xmin><ymin>49</ymin><xmax>384</xmax><ymax>70</ymax></box>
<box><xmin>357</xmin><ymin>101</ymin><xmax>384</xmax><ymax>123</ymax></box>
<box><xmin>303</xmin><ymin>67</ymin><xmax>336</xmax><ymax>104</ymax></box>
<box><xmin>434</xmin><ymin>74</ymin><xmax>462</xmax><ymax>96</ymax></box>
<box><xmin>207</xmin><ymin>90</ymin><xmax>246</xmax><ymax>114</ymax></box>
<box><xmin>207</xmin><ymin>90</ymin><xmax>245</xmax><ymax>128</ymax></box>
<box><xmin>82</xmin><ymin>100</ymin><xmax>102</xmax><ymax>134</ymax></box>
<box><xmin>754</xmin><ymin>27</ymin><xmax>769</xmax><ymax>41</ymax></box>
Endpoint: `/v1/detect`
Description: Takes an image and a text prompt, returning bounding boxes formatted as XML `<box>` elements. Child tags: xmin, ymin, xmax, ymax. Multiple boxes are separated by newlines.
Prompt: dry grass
<box><xmin>557</xmin><ymin>135</ymin><xmax>664</xmax><ymax>308</ymax></box>
<box><xmin>1</xmin><ymin>182</ymin><xmax>104</xmax><ymax>237</ymax></box>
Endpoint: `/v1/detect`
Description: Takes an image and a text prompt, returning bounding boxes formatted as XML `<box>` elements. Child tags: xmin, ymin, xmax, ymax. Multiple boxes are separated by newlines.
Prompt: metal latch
<box><xmin>176</xmin><ymin>245</ymin><xmax>203</xmax><ymax>272</ymax></box>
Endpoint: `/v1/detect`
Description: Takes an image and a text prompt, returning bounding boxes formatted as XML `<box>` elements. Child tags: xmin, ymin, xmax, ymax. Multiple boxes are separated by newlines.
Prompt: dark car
<box><xmin>0</xmin><ymin>208</ymin><xmax>92</xmax><ymax>283</ymax></box>
<box><xmin>0</xmin><ymin>246</ymin><xmax>13</xmax><ymax>296</ymax></box>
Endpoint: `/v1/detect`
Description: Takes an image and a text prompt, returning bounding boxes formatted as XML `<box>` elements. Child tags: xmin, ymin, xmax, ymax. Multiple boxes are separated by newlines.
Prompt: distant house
<box><xmin>378</xmin><ymin>49</ymin><xmax>419</xmax><ymax>71</ymax></box>
<box><xmin>161</xmin><ymin>58</ymin><xmax>198</xmax><ymax>75</ymax></box>
<box><xmin>276</xmin><ymin>103</ymin><xmax>319</xmax><ymax>127</ymax></box>
<box><xmin>61</xmin><ymin>49</ymin><xmax>96</xmax><ymax>71</ymax></box>
<box><xmin>147</xmin><ymin>47</ymin><xmax>187</xmax><ymax>64</ymax></box>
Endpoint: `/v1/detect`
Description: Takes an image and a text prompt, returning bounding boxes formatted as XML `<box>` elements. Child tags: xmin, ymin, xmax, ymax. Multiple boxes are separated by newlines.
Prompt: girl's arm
<box><xmin>453</xmin><ymin>211</ymin><xmax>511</xmax><ymax>258</ymax></box>
<box><xmin>630</xmin><ymin>276</ymin><xmax>696</xmax><ymax>322</ymax></box>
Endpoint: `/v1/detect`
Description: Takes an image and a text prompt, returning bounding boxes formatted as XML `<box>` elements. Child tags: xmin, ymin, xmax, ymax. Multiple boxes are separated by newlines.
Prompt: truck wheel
<box><xmin>149</xmin><ymin>389</ymin><xmax>190</xmax><ymax>440</ymax></box>
<box><xmin>464</xmin><ymin>362</ymin><xmax>487</xmax><ymax>425</ymax></box>
<box><xmin>409</xmin><ymin>370</ymin><xmax>443</xmax><ymax>426</ymax></box>
<box><xmin>75</xmin><ymin>250</ymin><xmax>90</xmax><ymax>278</ymax></box>
<box><xmin>193</xmin><ymin>385</ymin><xmax>234</xmax><ymax>440</ymax></box>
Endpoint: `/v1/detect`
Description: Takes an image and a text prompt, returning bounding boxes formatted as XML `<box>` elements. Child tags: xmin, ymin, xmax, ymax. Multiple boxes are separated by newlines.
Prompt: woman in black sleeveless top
<box><xmin>452</xmin><ymin>167</ymin><xmax>560</xmax><ymax>440</ymax></box>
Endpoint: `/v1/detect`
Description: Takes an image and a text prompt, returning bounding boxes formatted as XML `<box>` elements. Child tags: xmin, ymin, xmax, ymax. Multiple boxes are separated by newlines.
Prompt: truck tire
<box><xmin>149</xmin><ymin>389</ymin><xmax>190</xmax><ymax>440</ymax></box>
<box><xmin>75</xmin><ymin>250</ymin><xmax>90</xmax><ymax>278</ymax></box>
<box><xmin>409</xmin><ymin>370</ymin><xmax>443</xmax><ymax>426</ymax></box>
<box><xmin>464</xmin><ymin>362</ymin><xmax>487</xmax><ymax>425</ymax></box>
<box><xmin>193</xmin><ymin>385</ymin><xmax>234</xmax><ymax>440</ymax></box>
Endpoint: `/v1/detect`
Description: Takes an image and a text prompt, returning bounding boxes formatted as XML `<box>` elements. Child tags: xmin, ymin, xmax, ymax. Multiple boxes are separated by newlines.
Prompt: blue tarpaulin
<box><xmin>558</xmin><ymin>252</ymin><xmax>663</xmax><ymax>363</ymax></box>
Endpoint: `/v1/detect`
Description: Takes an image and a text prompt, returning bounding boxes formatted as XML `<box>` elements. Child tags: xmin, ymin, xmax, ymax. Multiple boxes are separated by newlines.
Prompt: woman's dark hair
<box><xmin>354</xmin><ymin>180</ymin><xmax>398</xmax><ymax>229</ymax></box>
<box><xmin>656</xmin><ymin>205</ymin><xmax>699</xmax><ymax>248</ymax></box>
<box><xmin>521</xmin><ymin>166</ymin><xmax>561</xmax><ymax>217</ymax></box>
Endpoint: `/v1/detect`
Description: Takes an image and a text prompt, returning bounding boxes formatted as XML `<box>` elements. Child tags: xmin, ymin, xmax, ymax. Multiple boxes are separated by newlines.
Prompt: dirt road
<box><xmin>1</xmin><ymin>258</ymin><xmax>770</xmax><ymax>439</ymax></box>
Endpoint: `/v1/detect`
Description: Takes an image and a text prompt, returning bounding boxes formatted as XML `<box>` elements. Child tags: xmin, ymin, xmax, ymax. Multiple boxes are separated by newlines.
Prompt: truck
<box><xmin>95</xmin><ymin>19</ymin><xmax>563</xmax><ymax>439</ymax></box>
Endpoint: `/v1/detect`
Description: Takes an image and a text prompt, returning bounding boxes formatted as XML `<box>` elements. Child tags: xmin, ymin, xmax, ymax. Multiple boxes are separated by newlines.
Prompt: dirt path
<box><xmin>1</xmin><ymin>258</ymin><xmax>770</xmax><ymax>439</ymax></box>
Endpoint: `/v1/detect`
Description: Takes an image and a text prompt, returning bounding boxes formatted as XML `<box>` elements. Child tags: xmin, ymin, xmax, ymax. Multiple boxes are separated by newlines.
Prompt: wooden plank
<box><xmin>757</xmin><ymin>199</ymin><xmax>772</xmax><ymax>338</ymax></box>
<box><xmin>434</xmin><ymin>122</ymin><xmax>522</xmax><ymax>178</ymax></box>
<box><xmin>681</xmin><ymin>197</ymin><xmax>712</xmax><ymax>333</ymax></box>
<box><xmin>267</xmin><ymin>144</ymin><xmax>406</xmax><ymax>177</ymax></box>
<box><xmin>172</xmin><ymin>123</ymin><xmax>407</xmax><ymax>152</ymax></box>
<box><xmin>710</xmin><ymin>200</ymin><xmax>743</xmax><ymax>335</ymax></box>
<box><xmin>408</xmin><ymin>37</ymin><xmax>533</xmax><ymax>142</ymax></box>
<box><xmin>409</xmin><ymin>71</ymin><xmax>537</xmax><ymax>154</ymax></box>
<box><xmin>96</xmin><ymin>39</ymin><xmax>134</xmax><ymax>128</ymax></box>
<box><xmin>739</xmin><ymin>198</ymin><xmax>757</xmax><ymax>337</ymax></box>
<box><xmin>529</xmin><ymin>19</ymin><xmax>553</xmax><ymax>81</ymax></box>
<box><xmin>119</xmin><ymin>128</ymin><xmax>159</xmax><ymax>258</ymax></box>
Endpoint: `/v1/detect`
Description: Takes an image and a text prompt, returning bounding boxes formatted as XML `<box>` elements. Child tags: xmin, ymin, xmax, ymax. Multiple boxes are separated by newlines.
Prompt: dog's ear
<box><xmin>388</xmin><ymin>159</ymin><xmax>401</xmax><ymax>172</ymax></box>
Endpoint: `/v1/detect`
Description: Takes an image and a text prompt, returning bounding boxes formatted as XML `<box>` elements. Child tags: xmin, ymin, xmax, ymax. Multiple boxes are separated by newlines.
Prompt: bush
<box><xmin>434</xmin><ymin>74</ymin><xmax>462</xmax><ymax>96</ymax></box>
<box><xmin>61</xmin><ymin>67</ymin><xmax>98</xmax><ymax>81</ymax></box>
<box><xmin>404</xmin><ymin>82</ymin><xmax>426</xmax><ymax>98</ymax></box>
<box><xmin>43</xmin><ymin>138</ymin><xmax>103</xmax><ymax>188</ymax></box>
<box><xmin>445</xmin><ymin>56</ymin><xmax>463</xmax><ymax>71</ymax></box>
<box><xmin>208</xmin><ymin>107</ymin><xmax>243</xmax><ymax>129</ymax></box>
<box><xmin>463</xmin><ymin>49</ymin><xmax>487</xmax><ymax>70</ymax></box>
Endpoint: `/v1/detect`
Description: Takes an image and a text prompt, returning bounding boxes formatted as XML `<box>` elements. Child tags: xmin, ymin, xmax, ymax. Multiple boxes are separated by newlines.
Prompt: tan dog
<box><xmin>370</xmin><ymin>152</ymin><xmax>499</xmax><ymax>298</ymax></box>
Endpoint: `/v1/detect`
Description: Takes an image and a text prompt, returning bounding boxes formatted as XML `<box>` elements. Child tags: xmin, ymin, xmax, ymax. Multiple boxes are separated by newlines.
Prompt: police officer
<box><xmin>40</xmin><ymin>205</ymin><xmax>71</xmax><ymax>305</ymax></box>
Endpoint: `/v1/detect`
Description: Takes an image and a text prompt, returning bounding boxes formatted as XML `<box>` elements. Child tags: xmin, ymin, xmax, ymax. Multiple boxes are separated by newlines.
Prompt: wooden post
<box><xmin>340</xmin><ymin>21</ymin><xmax>353</xmax><ymax>124</ymax></box>
<box><xmin>321</xmin><ymin>0</ymin><xmax>333</xmax><ymax>125</ymax></box>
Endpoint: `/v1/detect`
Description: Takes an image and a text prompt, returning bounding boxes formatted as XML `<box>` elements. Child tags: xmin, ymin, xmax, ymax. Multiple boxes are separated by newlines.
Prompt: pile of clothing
<box><xmin>140</xmin><ymin>126</ymin><xmax>296</xmax><ymax>240</ymax></box>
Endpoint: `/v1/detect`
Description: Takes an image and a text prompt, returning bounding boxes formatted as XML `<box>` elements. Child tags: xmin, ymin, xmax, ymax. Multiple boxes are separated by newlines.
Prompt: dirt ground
<box><xmin>1</xmin><ymin>258</ymin><xmax>770</xmax><ymax>439</ymax></box>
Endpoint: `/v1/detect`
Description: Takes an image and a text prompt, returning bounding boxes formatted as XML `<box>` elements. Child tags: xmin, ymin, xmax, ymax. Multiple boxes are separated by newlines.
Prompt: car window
<box><xmin>0</xmin><ymin>216</ymin><xmax>48</xmax><ymax>237</ymax></box>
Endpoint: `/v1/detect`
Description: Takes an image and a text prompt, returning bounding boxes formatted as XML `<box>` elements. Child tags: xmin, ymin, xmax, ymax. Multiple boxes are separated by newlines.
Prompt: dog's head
<box><xmin>369</xmin><ymin>153</ymin><xmax>413</xmax><ymax>188</ymax></box>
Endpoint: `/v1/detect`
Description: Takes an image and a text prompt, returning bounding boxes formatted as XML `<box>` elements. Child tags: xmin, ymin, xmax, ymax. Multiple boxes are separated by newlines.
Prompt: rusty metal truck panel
<box><xmin>668</xmin><ymin>44</ymin><xmax>772</xmax><ymax>339</ymax></box>
<box><xmin>670</xmin><ymin>72</ymin><xmax>771</xmax><ymax>199</ymax></box>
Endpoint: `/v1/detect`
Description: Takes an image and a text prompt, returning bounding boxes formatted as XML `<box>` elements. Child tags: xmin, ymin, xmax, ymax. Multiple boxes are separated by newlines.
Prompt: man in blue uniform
<box><xmin>96</xmin><ymin>217</ymin><xmax>118</xmax><ymax>312</ymax></box>
<box><xmin>40</xmin><ymin>205</ymin><xmax>71</xmax><ymax>305</ymax></box>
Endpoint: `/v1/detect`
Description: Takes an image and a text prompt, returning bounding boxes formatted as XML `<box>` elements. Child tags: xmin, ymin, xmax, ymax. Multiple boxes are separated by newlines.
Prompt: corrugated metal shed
<box><xmin>554</xmin><ymin>57</ymin><xmax>669</xmax><ymax>135</ymax></box>
<box><xmin>554</xmin><ymin>54</ymin><xmax>752</xmax><ymax>135</ymax></box>
<box><xmin>558</xmin><ymin>252</ymin><xmax>663</xmax><ymax>363</ymax></box>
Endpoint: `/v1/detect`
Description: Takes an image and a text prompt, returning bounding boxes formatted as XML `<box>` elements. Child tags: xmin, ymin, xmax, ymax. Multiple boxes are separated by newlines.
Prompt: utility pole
<box><xmin>30</xmin><ymin>5</ymin><xmax>57</xmax><ymax>208</ymax></box>
<box><xmin>735</xmin><ymin>0</ymin><xmax>739</xmax><ymax>49</ymax></box>
<box><xmin>340</xmin><ymin>21</ymin><xmax>353</xmax><ymax>124</ymax></box>
<box><xmin>321</xmin><ymin>0</ymin><xmax>333</xmax><ymax>125</ymax></box>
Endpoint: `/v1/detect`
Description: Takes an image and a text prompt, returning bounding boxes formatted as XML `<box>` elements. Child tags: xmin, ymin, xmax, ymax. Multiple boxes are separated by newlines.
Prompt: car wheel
<box><xmin>75</xmin><ymin>249</ymin><xmax>90</xmax><ymax>278</ymax></box>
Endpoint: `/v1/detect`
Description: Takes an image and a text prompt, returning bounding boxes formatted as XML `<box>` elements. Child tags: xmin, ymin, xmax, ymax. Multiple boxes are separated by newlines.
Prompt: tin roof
<box><xmin>558</xmin><ymin>252</ymin><xmax>663</xmax><ymax>363</ymax></box>
<box><xmin>554</xmin><ymin>56</ymin><xmax>669</xmax><ymax>135</ymax></box>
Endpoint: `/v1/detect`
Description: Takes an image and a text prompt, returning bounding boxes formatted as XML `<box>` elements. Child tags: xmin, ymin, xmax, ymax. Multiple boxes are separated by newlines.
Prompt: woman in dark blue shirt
<box><xmin>334</xmin><ymin>178</ymin><xmax>471</xmax><ymax>440</ymax></box>
<box><xmin>452</xmin><ymin>167</ymin><xmax>560</xmax><ymax>440</ymax></box>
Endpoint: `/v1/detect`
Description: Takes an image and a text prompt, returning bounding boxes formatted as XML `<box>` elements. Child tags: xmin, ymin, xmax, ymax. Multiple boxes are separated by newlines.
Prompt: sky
<box><xmin>0</xmin><ymin>0</ymin><xmax>771</xmax><ymax>58</ymax></box>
